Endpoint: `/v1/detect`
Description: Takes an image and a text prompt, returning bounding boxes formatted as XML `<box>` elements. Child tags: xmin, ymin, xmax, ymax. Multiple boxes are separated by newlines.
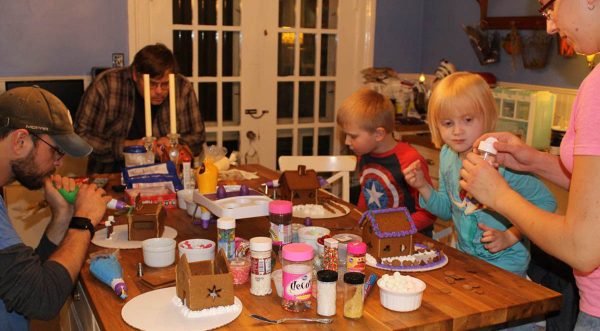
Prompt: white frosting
<box><xmin>293</xmin><ymin>204</ymin><xmax>325</xmax><ymax>216</ymax></box>
<box><xmin>380</xmin><ymin>249</ymin><xmax>438</xmax><ymax>265</ymax></box>
<box><xmin>171</xmin><ymin>296</ymin><xmax>242</xmax><ymax>318</ymax></box>
<box><xmin>380</xmin><ymin>272</ymin><xmax>422</xmax><ymax>293</ymax></box>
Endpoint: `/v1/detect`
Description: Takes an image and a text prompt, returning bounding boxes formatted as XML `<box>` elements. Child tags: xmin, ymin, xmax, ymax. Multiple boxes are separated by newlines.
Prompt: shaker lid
<box><xmin>317</xmin><ymin>270</ymin><xmax>338</xmax><ymax>282</ymax></box>
<box><xmin>344</xmin><ymin>272</ymin><xmax>365</xmax><ymax>285</ymax></box>
<box><xmin>217</xmin><ymin>216</ymin><xmax>236</xmax><ymax>229</ymax></box>
<box><xmin>478</xmin><ymin>137</ymin><xmax>498</xmax><ymax>154</ymax></box>
<box><xmin>250</xmin><ymin>236</ymin><xmax>272</xmax><ymax>251</ymax></box>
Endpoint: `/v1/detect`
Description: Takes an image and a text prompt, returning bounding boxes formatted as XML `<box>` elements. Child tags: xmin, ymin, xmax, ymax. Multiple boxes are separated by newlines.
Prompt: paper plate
<box><xmin>121</xmin><ymin>287</ymin><xmax>242</xmax><ymax>331</ymax></box>
<box><xmin>92</xmin><ymin>225</ymin><xmax>177</xmax><ymax>249</ymax></box>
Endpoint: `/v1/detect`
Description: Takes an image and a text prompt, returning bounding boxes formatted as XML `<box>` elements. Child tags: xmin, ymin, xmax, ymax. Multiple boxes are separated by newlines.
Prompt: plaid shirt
<box><xmin>74</xmin><ymin>68</ymin><xmax>205</xmax><ymax>170</ymax></box>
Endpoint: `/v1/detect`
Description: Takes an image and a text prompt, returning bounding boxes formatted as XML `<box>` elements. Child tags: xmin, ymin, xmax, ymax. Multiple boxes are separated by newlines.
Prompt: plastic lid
<box><xmin>282</xmin><ymin>243</ymin><xmax>313</xmax><ymax>261</ymax></box>
<box><xmin>250</xmin><ymin>237</ymin><xmax>272</xmax><ymax>251</ymax></box>
<box><xmin>324</xmin><ymin>237</ymin><xmax>339</xmax><ymax>248</ymax></box>
<box><xmin>123</xmin><ymin>145</ymin><xmax>147</xmax><ymax>153</ymax></box>
<box><xmin>217</xmin><ymin>216</ymin><xmax>236</xmax><ymax>229</ymax></box>
<box><xmin>344</xmin><ymin>272</ymin><xmax>365</xmax><ymax>285</ymax></box>
<box><xmin>317</xmin><ymin>270</ymin><xmax>338</xmax><ymax>282</ymax></box>
<box><xmin>478</xmin><ymin>137</ymin><xmax>498</xmax><ymax>155</ymax></box>
<box><xmin>347</xmin><ymin>241</ymin><xmax>367</xmax><ymax>255</ymax></box>
<box><xmin>269</xmin><ymin>200</ymin><xmax>293</xmax><ymax>214</ymax></box>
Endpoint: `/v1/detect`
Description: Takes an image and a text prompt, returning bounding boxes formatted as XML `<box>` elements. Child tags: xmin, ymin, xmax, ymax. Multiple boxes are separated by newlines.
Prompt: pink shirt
<box><xmin>560</xmin><ymin>64</ymin><xmax>600</xmax><ymax>318</ymax></box>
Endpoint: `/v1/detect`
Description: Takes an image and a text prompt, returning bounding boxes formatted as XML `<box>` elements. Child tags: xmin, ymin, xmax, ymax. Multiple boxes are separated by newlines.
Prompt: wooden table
<box><xmin>79</xmin><ymin>164</ymin><xmax>561</xmax><ymax>330</ymax></box>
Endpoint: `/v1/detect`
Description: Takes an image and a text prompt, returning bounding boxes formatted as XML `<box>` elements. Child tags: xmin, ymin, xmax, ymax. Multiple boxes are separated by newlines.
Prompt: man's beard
<box><xmin>11</xmin><ymin>150</ymin><xmax>56</xmax><ymax>190</ymax></box>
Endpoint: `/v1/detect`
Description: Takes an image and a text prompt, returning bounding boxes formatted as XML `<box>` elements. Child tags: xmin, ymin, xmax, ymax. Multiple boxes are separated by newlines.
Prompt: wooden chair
<box><xmin>278</xmin><ymin>155</ymin><xmax>357</xmax><ymax>202</ymax></box>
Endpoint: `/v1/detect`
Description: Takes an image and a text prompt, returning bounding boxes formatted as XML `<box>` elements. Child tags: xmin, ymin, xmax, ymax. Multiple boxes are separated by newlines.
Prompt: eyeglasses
<box><xmin>30</xmin><ymin>132</ymin><xmax>65</xmax><ymax>161</ymax></box>
<box><xmin>539</xmin><ymin>0</ymin><xmax>556</xmax><ymax>20</ymax></box>
<box><xmin>149</xmin><ymin>79</ymin><xmax>170</xmax><ymax>90</ymax></box>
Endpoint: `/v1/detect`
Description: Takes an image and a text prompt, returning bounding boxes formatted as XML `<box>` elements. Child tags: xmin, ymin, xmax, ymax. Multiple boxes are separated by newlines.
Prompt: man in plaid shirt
<box><xmin>75</xmin><ymin>44</ymin><xmax>205</xmax><ymax>173</ymax></box>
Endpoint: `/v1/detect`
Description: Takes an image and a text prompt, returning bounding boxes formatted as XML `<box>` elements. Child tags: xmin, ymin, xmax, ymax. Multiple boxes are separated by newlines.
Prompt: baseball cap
<box><xmin>0</xmin><ymin>86</ymin><xmax>92</xmax><ymax>157</ymax></box>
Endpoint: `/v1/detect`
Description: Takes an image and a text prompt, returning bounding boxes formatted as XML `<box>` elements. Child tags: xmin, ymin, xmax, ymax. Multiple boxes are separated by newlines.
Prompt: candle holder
<box><xmin>167</xmin><ymin>133</ymin><xmax>180</xmax><ymax>162</ymax></box>
<box><xmin>143</xmin><ymin>136</ymin><xmax>156</xmax><ymax>164</ymax></box>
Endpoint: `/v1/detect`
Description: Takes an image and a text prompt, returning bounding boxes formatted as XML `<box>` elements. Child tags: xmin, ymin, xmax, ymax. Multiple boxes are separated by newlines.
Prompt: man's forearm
<box><xmin>48</xmin><ymin>229</ymin><xmax>92</xmax><ymax>282</ymax></box>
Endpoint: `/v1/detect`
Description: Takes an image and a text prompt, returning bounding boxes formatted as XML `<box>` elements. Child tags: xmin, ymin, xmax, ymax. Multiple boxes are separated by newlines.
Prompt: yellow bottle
<box><xmin>196</xmin><ymin>161</ymin><xmax>219</xmax><ymax>220</ymax></box>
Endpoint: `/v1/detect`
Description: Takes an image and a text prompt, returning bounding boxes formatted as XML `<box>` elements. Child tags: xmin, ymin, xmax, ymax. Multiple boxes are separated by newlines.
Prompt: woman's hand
<box><xmin>460</xmin><ymin>152</ymin><xmax>512</xmax><ymax>210</ymax></box>
<box><xmin>473</xmin><ymin>132</ymin><xmax>541</xmax><ymax>172</ymax></box>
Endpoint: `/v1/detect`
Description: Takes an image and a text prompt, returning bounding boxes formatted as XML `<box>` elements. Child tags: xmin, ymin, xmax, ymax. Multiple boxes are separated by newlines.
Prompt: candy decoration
<box><xmin>304</xmin><ymin>217</ymin><xmax>313</xmax><ymax>226</ymax></box>
<box><xmin>239</xmin><ymin>184</ymin><xmax>250</xmax><ymax>196</ymax></box>
<box><xmin>229</xmin><ymin>257</ymin><xmax>251</xmax><ymax>285</ymax></box>
<box><xmin>216</xmin><ymin>185</ymin><xmax>227</xmax><ymax>199</ymax></box>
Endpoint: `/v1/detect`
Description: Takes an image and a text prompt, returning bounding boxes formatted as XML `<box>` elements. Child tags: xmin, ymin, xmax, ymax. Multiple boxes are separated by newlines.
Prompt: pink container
<box><xmin>282</xmin><ymin>243</ymin><xmax>314</xmax><ymax>312</ymax></box>
<box><xmin>229</xmin><ymin>257</ymin><xmax>251</xmax><ymax>285</ymax></box>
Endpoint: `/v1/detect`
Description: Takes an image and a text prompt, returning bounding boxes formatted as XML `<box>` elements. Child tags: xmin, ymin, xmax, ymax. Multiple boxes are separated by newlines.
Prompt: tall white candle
<box><xmin>169</xmin><ymin>73</ymin><xmax>177</xmax><ymax>134</ymax></box>
<box><xmin>143</xmin><ymin>74</ymin><xmax>152</xmax><ymax>137</ymax></box>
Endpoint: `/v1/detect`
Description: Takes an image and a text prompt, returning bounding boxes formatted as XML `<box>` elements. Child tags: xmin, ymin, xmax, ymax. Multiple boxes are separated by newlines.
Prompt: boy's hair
<box><xmin>336</xmin><ymin>88</ymin><xmax>395</xmax><ymax>133</ymax></box>
<box><xmin>427</xmin><ymin>72</ymin><xmax>498</xmax><ymax>148</ymax></box>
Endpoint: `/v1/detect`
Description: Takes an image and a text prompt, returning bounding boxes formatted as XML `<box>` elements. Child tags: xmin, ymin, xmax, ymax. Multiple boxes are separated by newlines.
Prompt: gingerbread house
<box><xmin>358</xmin><ymin>207</ymin><xmax>416</xmax><ymax>260</ymax></box>
<box><xmin>176</xmin><ymin>250</ymin><xmax>234</xmax><ymax>311</ymax></box>
<box><xmin>127</xmin><ymin>203</ymin><xmax>166</xmax><ymax>241</ymax></box>
<box><xmin>278</xmin><ymin>165</ymin><xmax>320</xmax><ymax>204</ymax></box>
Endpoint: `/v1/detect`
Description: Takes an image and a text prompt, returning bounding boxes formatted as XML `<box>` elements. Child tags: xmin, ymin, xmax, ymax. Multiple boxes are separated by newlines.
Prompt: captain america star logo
<box><xmin>360</xmin><ymin>165</ymin><xmax>403</xmax><ymax>209</ymax></box>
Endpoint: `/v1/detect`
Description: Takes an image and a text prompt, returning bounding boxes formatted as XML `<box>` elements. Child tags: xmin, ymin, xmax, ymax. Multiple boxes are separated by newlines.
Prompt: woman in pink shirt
<box><xmin>460</xmin><ymin>1</ymin><xmax>600</xmax><ymax>329</ymax></box>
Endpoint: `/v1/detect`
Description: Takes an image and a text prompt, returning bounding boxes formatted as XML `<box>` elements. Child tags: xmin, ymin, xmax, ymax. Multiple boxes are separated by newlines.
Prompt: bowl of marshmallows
<box><xmin>377</xmin><ymin>272</ymin><xmax>426</xmax><ymax>312</ymax></box>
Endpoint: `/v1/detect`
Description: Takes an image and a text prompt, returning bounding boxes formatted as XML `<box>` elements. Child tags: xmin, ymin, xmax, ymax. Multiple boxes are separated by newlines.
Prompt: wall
<box><xmin>375</xmin><ymin>0</ymin><xmax>591</xmax><ymax>89</ymax></box>
<box><xmin>0</xmin><ymin>0</ymin><xmax>128</xmax><ymax>77</ymax></box>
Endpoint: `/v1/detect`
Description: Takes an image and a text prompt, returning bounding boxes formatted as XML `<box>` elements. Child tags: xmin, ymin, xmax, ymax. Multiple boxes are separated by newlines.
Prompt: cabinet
<box><xmin>67</xmin><ymin>282</ymin><xmax>101</xmax><ymax>331</ymax></box>
<box><xmin>493</xmin><ymin>87</ymin><xmax>556</xmax><ymax>151</ymax></box>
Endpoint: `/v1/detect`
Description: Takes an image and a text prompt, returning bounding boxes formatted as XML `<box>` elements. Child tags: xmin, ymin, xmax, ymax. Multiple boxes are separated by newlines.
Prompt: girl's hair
<box><xmin>336</xmin><ymin>88</ymin><xmax>395</xmax><ymax>133</ymax></box>
<box><xmin>427</xmin><ymin>72</ymin><xmax>497</xmax><ymax>148</ymax></box>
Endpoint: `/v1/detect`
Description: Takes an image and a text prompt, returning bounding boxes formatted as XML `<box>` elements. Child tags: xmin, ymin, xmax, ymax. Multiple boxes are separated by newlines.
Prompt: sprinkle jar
<box><xmin>250</xmin><ymin>237</ymin><xmax>272</xmax><ymax>296</ymax></box>
<box><xmin>282</xmin><ymin>243</ymin><xmax>313</xmax><ymax>312</ymax></box>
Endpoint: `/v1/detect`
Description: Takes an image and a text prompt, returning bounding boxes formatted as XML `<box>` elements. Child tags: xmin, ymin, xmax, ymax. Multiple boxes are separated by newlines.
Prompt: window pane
<box><xmin>173</xmin><ymin>0</ymin><xmax>192</xmax><ymax>24</ymax></box>
<box><xmin>223</xmin><ymin>82</ymin><xmax>241</xmax><ymax>125</ymax></box>
<box><xmin>199</xmin><ymin>82</ymin><xmax>217</xmax><ymax>125</ymax></box>
<box><xmin>276</xmin><ymin>129</ymin><xmax>293</xmax><ymax>168</ymax></box>
<box><xmin>318</xmin><ymin>127</ymin><xmax>333</xmax><ymax>155</ymax></box>
<box><xmin>300</xmin><ymin>33</ymin><xmax>315</xmax><ymax>76</ymax></box>
<box><xmin>278</xmin><ymin>32</ymin><xmax>295</xmax><ymax>76</ymax></box>
<box><xmin>279</xmin><ymin>0</ymin><xmax>295</xmax><ymax>27</ymax></box>
<box><xmin>199</xmin><ymin>0</ymin><xmax>217</xmax><ymax>25</ymax></box>
<box><xmin>298</xmin><ymin>128</ymin><xmax>314</xmax><ymax>155</ymax></box>
<box><xmin>199</xmin><ymin>30</ymin><xmax>217</xmax><ymax>77</ymax></box>
<box><xmin>322</xmin><ymin>0</ymin><xmax>338</xmax><ymax>29</ymax></box>
<box><xmin>206</xmin><ymin>131</ymin><xmax>217</xmax><ymax>145</ymax></box>
<box><xmin>300</xmin><ymin>0</ymin><xmax>316</xmax><ymax>28</ymax></box>
<box><xmin>223</xmin><ymin>131</ymin><xmax>240</xmax><ymax>156</ymax></box>
<box><xmin>320</xmin><ymin>34</ymin><xmax>337</xmax><ymax>76</ymax></box>
<box><xmin>173</xmin><ymin>30</ymin><xmax>193</xmax><ymax>76</ymax></box>
<box><xmin>277</xmin><ymin>82</ymin><xmax>294</xmax><ymax>124</ymax></box>
<box><xmin>223</xmin><ymin>0</ymin><xmax>241</xmax><ymax>26</ymax></box>
<box><xmin>299</xmin><ymin>82</ymin><xmax>314</xmax><ymax>123</ymax></box>
<box><xmin>319</xmin><ymin>81</ymin><xmax>335</xmax><ymax>122</ymax></box>
<box><xmin>223</xmin><ymin>31</ymin><xmax>241</xmax><ymax>76</ymax></box>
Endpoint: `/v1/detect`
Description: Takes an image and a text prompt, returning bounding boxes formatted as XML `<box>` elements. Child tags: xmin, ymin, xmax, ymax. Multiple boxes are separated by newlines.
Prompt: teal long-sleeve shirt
<box><xmin>420</xmin><ymin>145</ymin><xmax>557</xmax><ymax>276</ymax></box>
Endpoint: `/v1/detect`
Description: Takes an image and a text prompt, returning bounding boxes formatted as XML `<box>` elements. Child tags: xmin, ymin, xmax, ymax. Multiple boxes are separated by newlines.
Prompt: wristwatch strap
<box><xmin>69</xmin><ymin>217</ymin><xmax>95</xmax><ymax>238</ymax></box>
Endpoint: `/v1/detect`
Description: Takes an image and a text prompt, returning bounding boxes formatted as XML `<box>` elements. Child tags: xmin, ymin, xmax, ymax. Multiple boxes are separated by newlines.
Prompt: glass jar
<box><xmin>217</xmin><ymin>217</ymin><xmax>236</xmax><ymax>260</ymax></box>
<box><xmin>269</xmin><ymin>200</ymin><xmax>293</xmax><ymax>246</ymax></box>
<box><xmin>230</xmin><ymin>256</ymin><xmax>251</xmax><ymax>285</ymax></box>
<box><xmin>346</xmin><ymin>242</ymin><xmax>367</xmax><ymax>273</ymax></box>
<box><xmin>282</xmin><ymin>243</ymin><xmax>313</xmax><ymax>312</ymax></box>
<box><xmin>316</xmin><ymin>270</ymin><xmax>338</xmax><ymax>316</ymax></box>
<box><xmin>250</xmin><ymin>237</ymin><xmax>272</xmax><ymax>296</ymax></box>
<box><xmin>123</xmin><ymin>145</ymin><xmax>154</xmax><ymax>167</ymax></box>
<box><xmin>343</xmin><ymin>272</ymin><xmax>365</xmax><ymax>319</ymax></box>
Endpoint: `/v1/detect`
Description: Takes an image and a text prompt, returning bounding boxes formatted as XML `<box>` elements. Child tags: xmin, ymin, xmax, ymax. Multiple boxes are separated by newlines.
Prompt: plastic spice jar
<box><xmin>229</xmin><ymin>256</ymin><xmax>251</xmax><ymax>285</ymax></box>
<box><xmin>250</xmin><ymin>237</ymin><xmax>272</xmax><ymax>296</ymax></box>
<box><xmin>346</xmin><ymin>242</ymin><xmax>367</xmax><ymax>273</ymax></box>
<box><xmin>123</xmin><ymin>145</ymin><xmax>153</xmax><ymax>167</ymax></box>
<box><xmin>282</xmin><ymin>243</ymin><xmax>314</xmax><ymax>312</ymax></box>
<box><xmin>323</xmin><ymin>238</ymin><xmax>339</xmax><ymax>271</ymax></box>
<box><xmin>217</xmin><ymin>217</ymin><xmax>236</xmax><ymax>260</ymax></box>
<box><xmin>316</xmin><ymin>270</ymin><xmax>338</xmax><ymax>316</ymax></box>
<box><xmin>269</xmin><ymin>200</ymin><xmax>293</xmax><ymax>247</ymax></box>
<box><xmin>343</xmin><ymin>272</ymin><xmax>365</xmax><ymax>319</ymax></box>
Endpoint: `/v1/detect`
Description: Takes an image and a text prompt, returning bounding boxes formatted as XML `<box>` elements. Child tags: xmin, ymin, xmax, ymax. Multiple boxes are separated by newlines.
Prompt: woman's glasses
<box><xmin>539</xmin><ymin>0</ymin><xmax>556</xmax><ymax>20</ymax></box>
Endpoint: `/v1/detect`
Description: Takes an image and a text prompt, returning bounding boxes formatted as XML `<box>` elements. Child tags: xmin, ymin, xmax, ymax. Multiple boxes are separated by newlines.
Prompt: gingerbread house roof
<box><xmin>358</xmin><ymin>207</ymin><xmax>417</xmax><ymax>239</ymax></box>
<box><xmin>279</xmin><ymin>165</ymin><xmax>321</xmax><ymax>190</ymax></box>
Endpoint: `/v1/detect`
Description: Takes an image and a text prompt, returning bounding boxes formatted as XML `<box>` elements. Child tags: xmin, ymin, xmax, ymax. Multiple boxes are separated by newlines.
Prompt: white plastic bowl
<box><xmin>142</xmin><ymin>238</ymin><xmax>176</xmax><ymax>268</ymax></box>
<box><xmin>178</xmin><ymin>239</ymin><xmax>215</xmax><ymax>262</ymax></box>
<box><xmin>377</xmin><ymin>276</ymin><xmax>426</xmax><ymax>312</ymax></box>
<box><xmin>297</xmin><ymin>226</ymin><xmax>330</xmax><ymax>253</ymax></box>
<box><xmin>177</xmin><ymin>189</ymin><xmax>193</xmax><ymax>210</ymax></box>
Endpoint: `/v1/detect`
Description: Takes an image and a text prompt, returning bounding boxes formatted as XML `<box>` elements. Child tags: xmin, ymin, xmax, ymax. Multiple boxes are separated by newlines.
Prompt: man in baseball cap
<box><xmin>0</xmin><ymin>86</ymin><xmax>110</xmax><ymax>329</ymax></box>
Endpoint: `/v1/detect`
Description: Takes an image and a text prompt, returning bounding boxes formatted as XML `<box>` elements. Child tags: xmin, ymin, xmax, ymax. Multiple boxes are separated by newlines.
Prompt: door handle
<box><xmin>245</xmin><ymin>109</ymin><xmax>269</xmax><ymax>119</ymax></box>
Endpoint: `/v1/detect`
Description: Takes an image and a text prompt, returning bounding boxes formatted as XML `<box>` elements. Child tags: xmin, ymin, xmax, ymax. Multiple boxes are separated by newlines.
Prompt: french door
<box><xmin>128</xmin><ymin>0</ymin><xmax>374</xmax><ymax>169</ymax></box>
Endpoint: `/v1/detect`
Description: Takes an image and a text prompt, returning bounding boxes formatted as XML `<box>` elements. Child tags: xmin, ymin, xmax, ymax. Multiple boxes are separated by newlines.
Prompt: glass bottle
<box><xmin>316</xmin><ymin>270</ymin><xmax>338</xmax><ymax>316</ymax></box>
<box><xmin>250</xmin><ymin>237</ymin><xmax>272</xmax><ymax>296</ymax></box>
<box><xmin>346</xmin><ymin>242</ymin><xmax>367</xmax><ymax>273</ymax></box>
<box><xmin>282</xmin><ymin>243</ymin><xmax>313</xmax><ymax>312</ymax></box>
<box><xmin>269</xmin><ymin>200</ymin><xmax>293</xmax><ymax>261</ymax></box>
<box><xmin>323</xmin><ymin>238</ymin><xmax>339</xmax><ymax>271</ymax></box>
<box><xmin>343</xmin><ymin>272</ymin><xmax>365</xmax><ymax>319</ymax></box>
<box><xmin>217</xmin><ymin>216</ymin><xmax>236</xmax><ymax>260</ymax></box>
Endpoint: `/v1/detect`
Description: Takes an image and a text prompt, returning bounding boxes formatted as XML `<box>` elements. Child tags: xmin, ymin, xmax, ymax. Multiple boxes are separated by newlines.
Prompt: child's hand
<box><xmin>478</xmin><ymin>223</ymin><xmax>519</xmax><ymax>253</ymax></box>
<box><xmin>403</xmin><ymin>160</ymin><xmax>427</xmax><ymax>189</ymax></box>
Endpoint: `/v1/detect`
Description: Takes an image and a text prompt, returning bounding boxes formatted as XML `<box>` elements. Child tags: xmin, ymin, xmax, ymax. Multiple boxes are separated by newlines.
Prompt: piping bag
<box><xmin>56</xmin><ymin>184</ymin><xmax>130</xmax><ymax>209</ymax></box>
<box><xmin>89</xmin><ymin>250</ymin><xmax>128</xmax><ymax>300</ymax></box>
